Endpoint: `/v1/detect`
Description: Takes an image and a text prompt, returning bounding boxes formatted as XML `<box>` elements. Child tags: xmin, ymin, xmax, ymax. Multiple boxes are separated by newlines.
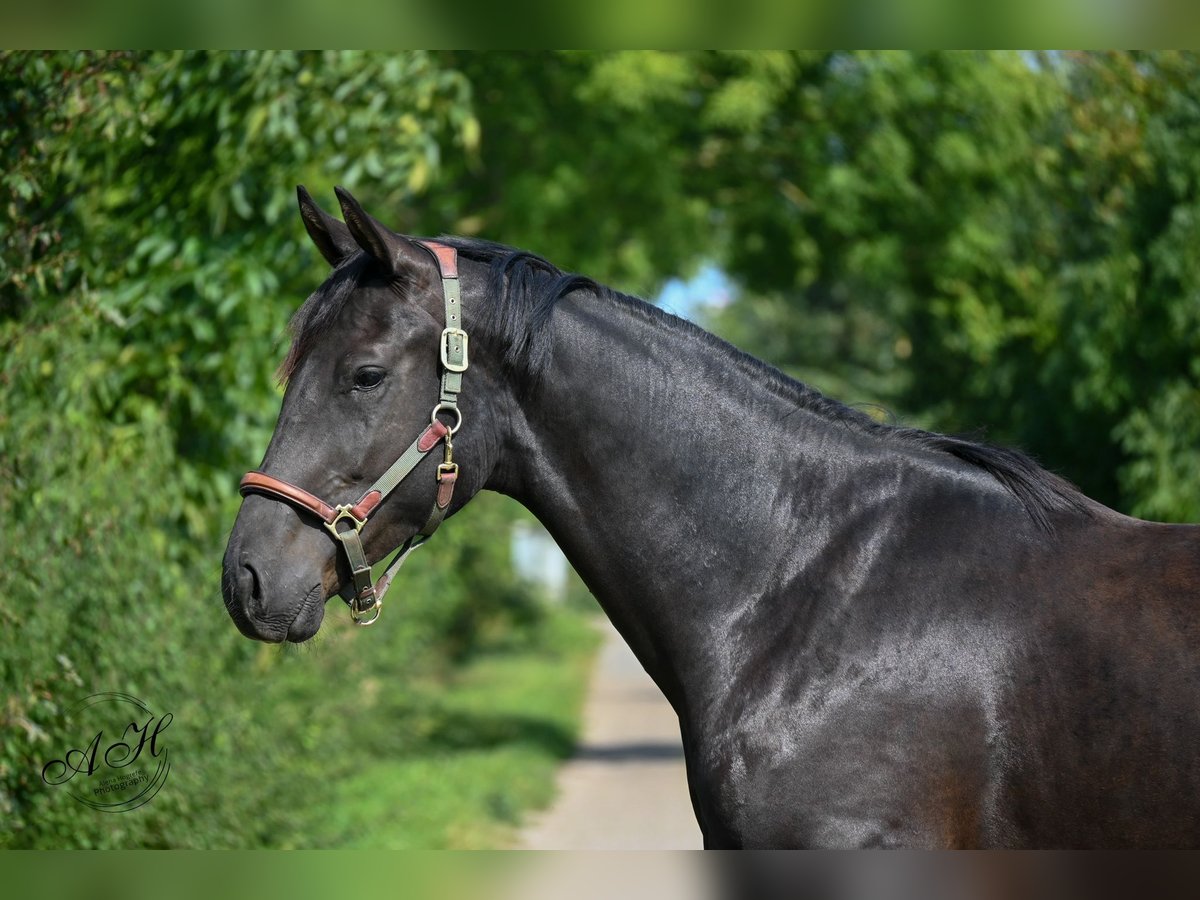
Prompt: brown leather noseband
<box><xmin>239</xmin><ymin>240</ymin><xmax>468</xmax><ymax>626</ymax></box>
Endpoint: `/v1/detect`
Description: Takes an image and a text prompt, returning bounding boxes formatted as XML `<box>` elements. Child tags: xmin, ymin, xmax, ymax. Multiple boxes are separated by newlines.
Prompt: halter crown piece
<box><xmin>238</xmin><ymin>240</ymin><xmax>467</xmax><ymax>626</ymax></box>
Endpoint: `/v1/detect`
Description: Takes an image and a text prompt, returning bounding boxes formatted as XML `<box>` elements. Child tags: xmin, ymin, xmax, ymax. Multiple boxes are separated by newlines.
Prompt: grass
<box><xmin>285</xmin><ymin>608</ymin><xmax>601</xmax><ymax>849</ymax></box>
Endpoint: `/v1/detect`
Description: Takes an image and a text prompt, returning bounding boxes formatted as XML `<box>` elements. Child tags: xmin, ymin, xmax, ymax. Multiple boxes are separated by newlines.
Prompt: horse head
<box><xmin>221</xmin><ymin>187</ymin><xmax>499</xmax><ymax>642</ymax></box>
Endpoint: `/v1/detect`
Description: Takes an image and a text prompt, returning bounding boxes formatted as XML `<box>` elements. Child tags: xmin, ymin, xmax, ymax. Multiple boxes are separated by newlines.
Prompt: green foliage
<box><xmin>428</xmin><ymin>51</ymin><xmax>714</xmax><ymax>295</ymax></box>
<box><xmin>519</xmin><ymin>51</ymin><xmax>1198</xmax><ymax>520</ymax></box>
<box><xmin>286</xmin><ymin>610</ymin><xmax>599</xmax><ymax>849</ymax></box>
<box><xmin>0</xmin><ymin>51</ymin><xmax>584</xmax><ymax>849</ymax></box>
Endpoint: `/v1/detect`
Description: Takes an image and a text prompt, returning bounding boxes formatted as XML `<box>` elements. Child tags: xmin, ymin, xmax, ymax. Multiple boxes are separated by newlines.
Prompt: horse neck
<box><xmin>486</xmin><ymin>291</ymin><xmax>891</xmax><ymax>711</ymax></box>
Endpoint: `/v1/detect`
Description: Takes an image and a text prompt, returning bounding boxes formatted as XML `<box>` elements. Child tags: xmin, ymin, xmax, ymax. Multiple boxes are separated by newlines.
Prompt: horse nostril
<box><xmin>224</xmin><ymin>557</ymin><xmax>263</xmax><ymax>638</ymax></box>
<box><xmin>242</xmin><ymin>562</ymin><xmax>263</xmax><ymax>603</ymax></box>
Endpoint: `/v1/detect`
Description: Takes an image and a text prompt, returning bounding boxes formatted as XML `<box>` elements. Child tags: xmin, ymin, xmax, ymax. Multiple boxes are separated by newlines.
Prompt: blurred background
<box><xmin>2</xmin><ymin>51</ymin><xmax>1199</xmax><ymax>849</ymax></box>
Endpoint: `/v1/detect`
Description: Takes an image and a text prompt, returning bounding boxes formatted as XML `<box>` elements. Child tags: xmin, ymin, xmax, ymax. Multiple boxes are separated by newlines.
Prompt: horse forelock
<box><xmin>278</xmin><ymin>252</ymin><xmax>374</xmax><ymax>384</ymax></box>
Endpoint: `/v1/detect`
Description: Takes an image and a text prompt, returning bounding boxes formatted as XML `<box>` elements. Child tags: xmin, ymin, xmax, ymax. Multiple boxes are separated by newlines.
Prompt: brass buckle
<box><xmin>353</xmin><ymin>607</ymin><xmax>381</xmax><ymax>626</ymax></box>
<box><xmin>351</xmin><ymin>591</ymin><xmax>381</xmax><ymax>626</ymax></box>
<box><xmin>325</xmin><ymin>504</ymin><xmax>366</xmax><ymax>540</ymax></box>
<box><xmin>440</xmin><ymin>327</ymin><xmax>469</xmax><ymax>373</ymax></box>
<box><xmin>349</xmin><ymin>568</ymin><xmax>381</xmax><ymax>626</ymax></box>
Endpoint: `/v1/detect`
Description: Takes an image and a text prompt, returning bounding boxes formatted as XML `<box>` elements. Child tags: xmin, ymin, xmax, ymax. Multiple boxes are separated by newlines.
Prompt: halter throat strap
<box><xmin>238</xmin><ymin>239</ymin><xmax>466</xmax><ymax>626</ymax></box>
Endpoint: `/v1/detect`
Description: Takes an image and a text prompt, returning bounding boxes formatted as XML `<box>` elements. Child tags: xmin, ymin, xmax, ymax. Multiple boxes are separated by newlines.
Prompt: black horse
<box><xmin>222</xmin><ymin>188</ymin><xmax>1200</xmax><ymax>848</ymax></box>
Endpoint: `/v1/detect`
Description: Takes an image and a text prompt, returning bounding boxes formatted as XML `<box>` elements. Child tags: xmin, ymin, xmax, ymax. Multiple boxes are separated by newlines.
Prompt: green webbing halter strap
<box><xmin>239</xmin><ymin>239</ymin><xmax>466</xmax><ymax>627</ymax></box>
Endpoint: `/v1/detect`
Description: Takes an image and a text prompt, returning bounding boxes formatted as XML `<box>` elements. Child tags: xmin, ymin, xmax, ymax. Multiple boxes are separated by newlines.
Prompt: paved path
<box><xmin>519</xmin><ymin>619</ymin><xmax>703</xmax><ymax>850</ymax></box>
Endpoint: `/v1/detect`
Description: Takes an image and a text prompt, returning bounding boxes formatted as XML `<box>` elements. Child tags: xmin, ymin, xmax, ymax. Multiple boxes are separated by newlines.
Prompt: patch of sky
<box><xmin>654</xmin><ymin>264</ymin><xmax>735</xmax><ymax>322</ymax></box>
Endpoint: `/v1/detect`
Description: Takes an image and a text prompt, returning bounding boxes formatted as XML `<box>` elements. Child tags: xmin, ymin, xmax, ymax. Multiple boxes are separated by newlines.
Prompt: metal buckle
<box><xmin>440</xmin><ymin>327</ymin><xmax>469</xmax><ymax>373</ymax></box>
<box><xmin>348</xmin><ymin>567</ymin><xmax>382</xmax><ymax>626</ymax></box>
<box><xmin>325</xmin><ymin>504</ymin><xmax>366</xmax><ymax>540</ymax></box>
<box><xmin>350</xmin><ymin>589</ymin><xmax>381</xmax><ymax>626</ymax></box>
<box><xmin>353</xmin><ymin>606</ymin><xmax>381</xmax><ymax>626</ymax></box>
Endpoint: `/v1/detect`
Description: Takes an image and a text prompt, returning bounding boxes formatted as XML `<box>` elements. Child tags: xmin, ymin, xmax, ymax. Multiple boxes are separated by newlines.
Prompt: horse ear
<box><xmin>333</xmin><ymin>186</ymin><xmax>426</xmax><ymax>275</ymax></box>
<box><xmin>296</xmin><ymin>185</ymin><xmax>357</xmax><ymax>267</ymax></box>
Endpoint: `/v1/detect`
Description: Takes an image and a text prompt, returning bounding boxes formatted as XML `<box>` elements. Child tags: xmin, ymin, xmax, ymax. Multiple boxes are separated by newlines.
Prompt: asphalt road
<box><xmin>519</xmin><ymin>618</ymin><xmax>703</xmax><ymax>850</ymax></box>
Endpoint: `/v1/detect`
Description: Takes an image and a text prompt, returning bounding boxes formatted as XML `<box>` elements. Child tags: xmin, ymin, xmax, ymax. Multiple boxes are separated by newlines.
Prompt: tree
<box><xmin>485</xmin><ymin>51</ymin><xmax>1200</xmax><ymax>520</ymax></box>
<box><xmin>0</xmin><ymin>50</ymin><xmax>511</xmax><ymax>849</ymax></box>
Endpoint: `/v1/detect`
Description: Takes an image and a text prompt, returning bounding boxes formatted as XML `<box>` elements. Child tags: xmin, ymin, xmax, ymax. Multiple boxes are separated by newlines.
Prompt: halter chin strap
<box><xmin>238</xmin><ymin>240</ymin><xmax>467</xmax><ymax>626</ymax></box>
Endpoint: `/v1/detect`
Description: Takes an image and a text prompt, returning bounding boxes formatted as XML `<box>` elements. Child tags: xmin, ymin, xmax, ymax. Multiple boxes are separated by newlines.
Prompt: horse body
<box><xmin>692</xmin><ymin>515</ymin><xmax>1200</xmax><ymax>848</ymax></box>
<box><xmin>490</xmin><ymin>288</ymin><xmax>1200</xmax><ymax>847</ymax></box>
<box><xmin>222</xmin><ymin>189</ymin><xmax>1200</xmax><ymax>847</ymax></box>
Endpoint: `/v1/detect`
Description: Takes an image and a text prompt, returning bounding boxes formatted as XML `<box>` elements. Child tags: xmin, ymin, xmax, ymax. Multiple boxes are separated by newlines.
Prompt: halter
<box><xmin>239</xmin><ymin>240</ymin><xmax>467</xmax><ymax>626</ymax></box>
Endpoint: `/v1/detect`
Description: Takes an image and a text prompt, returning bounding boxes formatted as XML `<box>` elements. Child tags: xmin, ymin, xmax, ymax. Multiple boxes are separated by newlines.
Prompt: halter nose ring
<box><xmin>325</xmin><ymin>504</ymin><xmax>367</xmax><ymax>540</ymax></box>
<box><xmin>431</xmin><ymin>402</ymin><xmax>463</xmax><ymax>434</ymax></box>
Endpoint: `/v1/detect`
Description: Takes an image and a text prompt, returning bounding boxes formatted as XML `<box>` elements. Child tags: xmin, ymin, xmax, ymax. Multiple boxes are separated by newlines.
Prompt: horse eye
<box><xmin>354</xmin><ymin>367</ymin><xmax>386</xmax><ymax>391</ymax></box>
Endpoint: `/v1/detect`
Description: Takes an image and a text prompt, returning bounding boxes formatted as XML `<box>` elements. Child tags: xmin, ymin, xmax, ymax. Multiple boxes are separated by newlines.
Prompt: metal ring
<box><xmin>324</xmin><ymin>505</ymin><xmax>365</xmax><ymax>540</ymax></box>
<box><xmin>430</xmin><ymin>402</ymin><xmax>463</xmax><ymax>434</ymax></box>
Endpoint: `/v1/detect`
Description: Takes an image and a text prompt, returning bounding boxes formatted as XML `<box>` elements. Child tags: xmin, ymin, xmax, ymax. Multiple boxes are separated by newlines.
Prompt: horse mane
<box><xmin>283</xmin><ymin>235</ymin><xmax>1087</xmax><ymax>531</ymax></box>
